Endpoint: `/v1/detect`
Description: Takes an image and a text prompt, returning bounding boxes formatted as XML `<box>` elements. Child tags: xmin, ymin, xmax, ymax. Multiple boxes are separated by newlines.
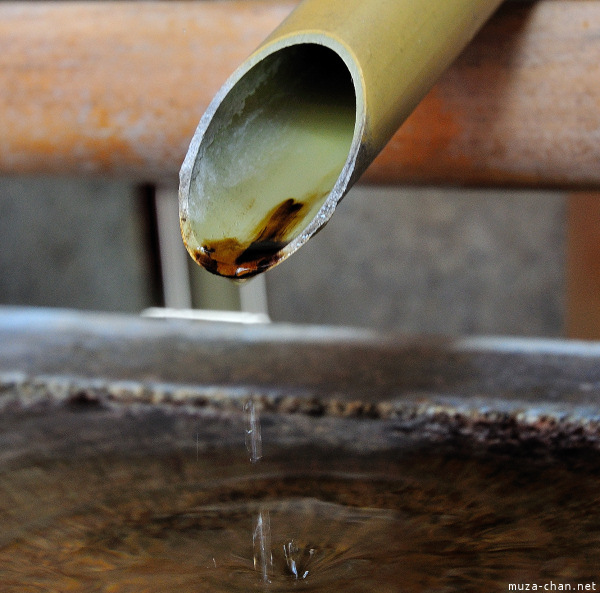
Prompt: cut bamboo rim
<box><xmin>179</xmin><ymin>0</ymin><xmax>503</xmax><ymax>279</ymax></box>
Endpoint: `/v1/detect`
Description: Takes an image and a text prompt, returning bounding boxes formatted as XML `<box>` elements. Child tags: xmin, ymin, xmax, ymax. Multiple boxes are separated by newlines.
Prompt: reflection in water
<box><xmin>3</xmin><ymin>442</ymin><xmax>600</xmax><ymax>591</ymax></box>
<box><xmin>252</xmin><ymin>506</ymin><xmax>273</xmax><ymax>583</ymax></box>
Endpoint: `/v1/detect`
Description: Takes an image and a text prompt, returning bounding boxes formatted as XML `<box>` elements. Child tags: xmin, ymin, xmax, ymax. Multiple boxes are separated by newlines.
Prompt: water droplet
<box><xmin>244</xmin><ymin>400</ymin><xmax>262</xmax><ymax>463</ymax></box>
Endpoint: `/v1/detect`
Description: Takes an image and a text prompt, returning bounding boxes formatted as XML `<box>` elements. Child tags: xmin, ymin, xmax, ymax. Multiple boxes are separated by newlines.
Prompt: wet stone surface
<box><xmin>2</xmin><ymin>427</ymin><xmax>600</xmax><ymax>592</ymax></box>
<box><xmin>2</xmin><ymin>309</ymin><xmax>600</xmax><ymax>590</ymax></box>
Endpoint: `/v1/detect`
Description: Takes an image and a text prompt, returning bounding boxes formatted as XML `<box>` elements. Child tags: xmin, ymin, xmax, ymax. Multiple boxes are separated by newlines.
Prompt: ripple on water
<box><xmin>2</xmin><ymin>448</ymin><xmax>600</xmax><ymax>592</ymax></box>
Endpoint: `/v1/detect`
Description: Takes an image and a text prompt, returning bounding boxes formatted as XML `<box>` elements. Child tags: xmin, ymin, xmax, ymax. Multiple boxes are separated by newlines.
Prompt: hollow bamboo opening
<box><xmin>180</xmin><ymin>43</ymin><xmax>359</xmax><ymax>279</ymax></box>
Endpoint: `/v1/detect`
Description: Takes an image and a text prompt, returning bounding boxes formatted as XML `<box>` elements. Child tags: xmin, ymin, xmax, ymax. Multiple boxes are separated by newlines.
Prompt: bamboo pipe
<box><xmin>179</xmin><ymin>0</ymin><xmax>503</xmax><ymax>279</ymax></box>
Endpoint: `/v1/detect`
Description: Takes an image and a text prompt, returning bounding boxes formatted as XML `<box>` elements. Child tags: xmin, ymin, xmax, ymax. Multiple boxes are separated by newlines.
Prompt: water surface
<box><xmin>2</xmin><ymin>443</ymin><xmax>600</xmax><ymax>592</ymax></box>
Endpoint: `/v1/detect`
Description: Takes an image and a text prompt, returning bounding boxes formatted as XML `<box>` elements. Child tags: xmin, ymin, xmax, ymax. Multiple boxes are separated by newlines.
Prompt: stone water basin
<box><xmin>1</xmin><ymin>307</ymin><xmax>600</xmax><ymax>592</ymax></box>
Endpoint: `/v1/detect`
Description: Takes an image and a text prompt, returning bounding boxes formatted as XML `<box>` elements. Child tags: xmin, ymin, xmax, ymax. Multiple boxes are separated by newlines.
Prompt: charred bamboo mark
<box><xmin>192</xmin><ymin>198</ymin><xmax>308</xmax><ymax>279</ymax></box>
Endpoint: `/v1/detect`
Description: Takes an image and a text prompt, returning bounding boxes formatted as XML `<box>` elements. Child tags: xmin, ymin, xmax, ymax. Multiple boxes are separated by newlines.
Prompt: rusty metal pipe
<box><xmin>179</xmin><ymin>0</ymin><xmax>503</xmax><ymax>279</ymax></box>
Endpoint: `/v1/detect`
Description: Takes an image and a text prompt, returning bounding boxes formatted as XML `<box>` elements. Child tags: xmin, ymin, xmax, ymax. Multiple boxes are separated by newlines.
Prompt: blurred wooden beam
<box><xmin>0</xmin><ymin>1</ymin><xmax>295</xmax><ymax>181</ymax></box>
<box><xmin>566</xmin><ymin>194</ymin><xmax>600</xmax><ymax>340</ymax></box>
<box><xmin>368</xmin><ymin>1</ymin><xmax>600</xmax><ymax>189</ymax></box>
<box><xmin>0</xmin><ymin>1</ymin><xmax>599</xmax><ymax>187</ymax></box>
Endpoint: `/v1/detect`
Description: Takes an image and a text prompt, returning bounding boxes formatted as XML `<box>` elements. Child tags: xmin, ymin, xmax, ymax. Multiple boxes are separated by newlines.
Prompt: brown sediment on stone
<box><xmin>3</xmin><ymin>373</ymin><xmax>600</xmax><ymax>454</ymax></box>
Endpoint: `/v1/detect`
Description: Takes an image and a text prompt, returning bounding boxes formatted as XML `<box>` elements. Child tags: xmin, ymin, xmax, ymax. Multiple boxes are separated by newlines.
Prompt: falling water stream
<box><xmin>245</xmin><ymin>399</ymin><xmax>273</xmax><ymax>584</ymax></box>
<box><xmin>244</xmin><ymin>400</ymin><xmax>318</xmax><ymax>585</ymax></box>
